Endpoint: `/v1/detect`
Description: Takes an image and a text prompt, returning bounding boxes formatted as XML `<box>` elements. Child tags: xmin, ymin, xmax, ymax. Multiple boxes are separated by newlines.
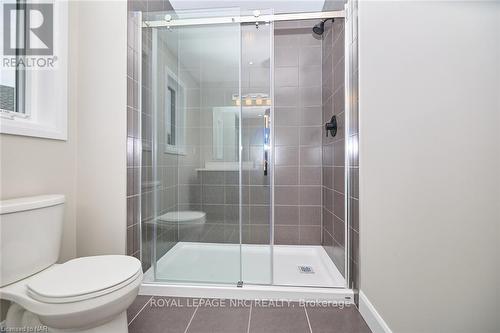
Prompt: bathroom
<box><xmin>0</xmin><ymin>1</ymin><xmax>499</xmax><ymax>333</ymax></box>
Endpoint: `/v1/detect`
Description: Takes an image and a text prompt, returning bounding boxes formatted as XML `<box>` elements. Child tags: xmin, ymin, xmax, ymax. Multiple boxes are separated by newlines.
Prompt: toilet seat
<box><xmin>27</xmin><ymin>255</ymin><xmax>142</xmax><ymax>304</ymax></box>
<box><xmin>158</xmin><ymin>211</ymin><xmax>206</xmax><ymax>225</ymax></box>
<box><xmin>0</xmin><ymin>256</ymin><xmax>143</xmax><ymax>330</ymax></box>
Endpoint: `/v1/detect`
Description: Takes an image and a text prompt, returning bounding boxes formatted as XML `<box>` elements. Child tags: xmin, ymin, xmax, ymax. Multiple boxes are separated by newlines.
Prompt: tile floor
<box><xmin>128</xmin><ymin>296</ymin><xmax>372</xmax><ymax>333</ymax></box>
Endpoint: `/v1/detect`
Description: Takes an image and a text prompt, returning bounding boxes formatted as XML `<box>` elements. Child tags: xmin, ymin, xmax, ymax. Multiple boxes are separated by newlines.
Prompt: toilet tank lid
<box><xmin>0</xmin><ymin>194</ymin><xmax>65</xmax><ymax>215</ymax></box>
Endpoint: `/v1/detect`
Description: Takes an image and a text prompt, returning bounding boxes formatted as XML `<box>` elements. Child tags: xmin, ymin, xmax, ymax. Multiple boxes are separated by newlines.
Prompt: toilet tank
<box><xmin>0</xmin><ymin>195</ymin><xmax>65</xmax><ymax>287</ymax></box>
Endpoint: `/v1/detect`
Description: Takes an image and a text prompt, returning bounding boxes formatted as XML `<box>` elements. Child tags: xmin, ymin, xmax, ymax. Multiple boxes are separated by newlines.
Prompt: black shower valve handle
<box><xmin>325</xmin><ymin>115</ymin><xmax>337</xmax><ymax>137</ymax></box>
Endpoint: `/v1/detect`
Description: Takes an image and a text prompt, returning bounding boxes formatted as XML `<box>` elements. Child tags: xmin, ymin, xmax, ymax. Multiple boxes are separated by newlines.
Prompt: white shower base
<box><xmin>141</xmin><ymin>242</ymin><xmax>352</xmax><ymax>302</ymax></box>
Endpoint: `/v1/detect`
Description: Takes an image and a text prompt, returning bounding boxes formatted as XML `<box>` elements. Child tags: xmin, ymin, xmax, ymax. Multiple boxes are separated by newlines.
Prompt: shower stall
<box><xmin>130</xmin><ymin>3</ymin><xmax>358</xmax><ymax>301</ymax></box>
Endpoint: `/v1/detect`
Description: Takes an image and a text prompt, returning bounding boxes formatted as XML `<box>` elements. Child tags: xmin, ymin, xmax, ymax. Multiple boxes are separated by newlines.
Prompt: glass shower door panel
<box><xmin>240</xmin><ymin>16</ymin><xmax>273</xmax><ymax>285</ymax></box>
<box><xmin>145</xmin><ymin>9</ymin><xmax>243</xmax><ymax>284</ymax></box>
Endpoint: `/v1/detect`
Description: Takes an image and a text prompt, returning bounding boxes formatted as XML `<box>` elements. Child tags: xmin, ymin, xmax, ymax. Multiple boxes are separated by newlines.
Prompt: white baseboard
<box><xmin>358</xmin><ymin>291</ymin><xmax>393</xmax><ymax>333</ymax></box>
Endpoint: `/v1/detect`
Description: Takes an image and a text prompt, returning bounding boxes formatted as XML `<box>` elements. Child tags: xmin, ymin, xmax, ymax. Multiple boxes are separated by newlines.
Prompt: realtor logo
<box><xmin>3</xmin><ymin>3</ymin><xmax>53</xmax><ymax>56</ymax></box>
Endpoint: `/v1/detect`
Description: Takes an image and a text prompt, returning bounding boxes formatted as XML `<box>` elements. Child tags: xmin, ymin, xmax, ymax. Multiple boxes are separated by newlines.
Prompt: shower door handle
<box><xmin>264</xmin><ymin>152</ymin><xmax>268</xmax><ymax>176</ymax></box>
<box><xmin>263</xmin><ymin>110</ymin><xmax>270</xmax><ymax>176</ymax></box>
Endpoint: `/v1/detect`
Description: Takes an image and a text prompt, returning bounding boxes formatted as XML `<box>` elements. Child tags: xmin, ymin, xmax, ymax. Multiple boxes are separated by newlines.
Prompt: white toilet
<box><xmin>0</xmin><ymin>195</ymin><xmax>143</xmax><ymax>332</ymax></box>
<box><xmin>157</xmin><ymin>211</ymin><xmax>206</xmax><ymax>238</ymax></box>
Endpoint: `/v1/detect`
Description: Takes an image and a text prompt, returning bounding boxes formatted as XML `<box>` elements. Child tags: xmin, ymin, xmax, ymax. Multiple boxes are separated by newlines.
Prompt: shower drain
<box><xmin>298</xmin><ymin>265</ymin><xmax>315</xmax><ymax>274</ymax></box>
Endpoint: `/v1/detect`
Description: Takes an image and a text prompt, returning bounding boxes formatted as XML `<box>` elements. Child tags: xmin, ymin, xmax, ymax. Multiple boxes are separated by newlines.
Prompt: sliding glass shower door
<box><xmin>143</xmin><ymin>8</ymin><xmax>273</xmax><ymax>286</ymax></box>
<box><xmin>240</xmin><ymin>19</ymin><xmax>273</xmax><ymax>285</ymax></box>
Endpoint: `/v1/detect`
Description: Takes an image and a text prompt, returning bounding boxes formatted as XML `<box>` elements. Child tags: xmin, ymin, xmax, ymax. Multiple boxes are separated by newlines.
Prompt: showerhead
<box><xmin>312</xmin><ymin>20</ymin><xmax>325</xmax><ymax>35</ymax></box>
<box><xmin>312</xmin><ymin>18</ymin><xmax>334</xmax><ymax>36</ymax></box>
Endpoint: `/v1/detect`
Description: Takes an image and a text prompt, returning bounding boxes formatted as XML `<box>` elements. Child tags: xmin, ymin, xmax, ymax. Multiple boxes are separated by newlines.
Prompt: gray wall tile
<box><xmin>321</xmin><ymin>18</ymin><xmax>349</xmax><ymax>276</ymax></box>
<box><xmin>275</xmin><ymin>205</ymin><xmax>299</xmax><ymax>225</ymax></box>
<box><xmin>275</xmin><ymin>186</ymin><xmax>299</xmax><ymax>205</ymax></box>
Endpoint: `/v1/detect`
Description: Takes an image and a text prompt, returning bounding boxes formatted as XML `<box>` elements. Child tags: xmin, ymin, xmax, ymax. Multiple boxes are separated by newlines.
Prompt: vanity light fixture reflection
<box><xmin>232</xmin><ymin>93</ymin><xmax>271</xmax><ymax>106</ymax></box>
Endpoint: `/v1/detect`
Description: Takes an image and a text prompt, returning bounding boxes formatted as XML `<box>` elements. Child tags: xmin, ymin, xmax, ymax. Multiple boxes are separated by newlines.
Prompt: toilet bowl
<box><xmin>0</xmin><ymin>195</ymin><xmax>143</xmax><ymax>333</ymax></box>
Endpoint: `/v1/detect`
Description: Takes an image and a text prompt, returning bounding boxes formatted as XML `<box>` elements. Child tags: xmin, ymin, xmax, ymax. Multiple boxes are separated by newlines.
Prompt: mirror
<box><xmin>212</xmin><ymin>105</ymin><xmax>270</xmax><ymax>162</ymax></box>
<box><xmin>212</xmin><ymin>106</ymin><xmax>239</xmax><ymax>161</ymax></box>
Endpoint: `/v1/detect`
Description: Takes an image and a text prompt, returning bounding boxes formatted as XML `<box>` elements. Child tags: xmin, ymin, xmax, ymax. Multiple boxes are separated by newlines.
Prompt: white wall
<box><xmin>0</xmin><ymin>4</ymin><xmax>79</xmax><ymax>263</ymax></box>
<box><xmin>358</xmin><ymin>2</ymin><xmax>500</xmax><ymax>333</ymax></box>
<box><xmin>0</xmin><ymin>109</ymin><xmax>77</xmax><ymax>263</ymax></box>
<box><xmin>0</xmin><ymin>1</ymin><xmax>128</xmax><ymax>259</ymax></box>
<box><xmin>75</xmin><ymin>0</ymin><xmax>128</xmax><ymax>256</ymax></box>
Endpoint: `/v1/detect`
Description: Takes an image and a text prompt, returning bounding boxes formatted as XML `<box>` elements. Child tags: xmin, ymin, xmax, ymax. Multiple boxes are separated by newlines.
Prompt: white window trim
<box><xmin>0</xmin><ymin>0</ymin><xmax>68</xmax><ymax>141</ymax></box>
<box><xmin>163</xmin><ymin>67</ymin><xmax>186</xmax><ymax>156</ymax></box>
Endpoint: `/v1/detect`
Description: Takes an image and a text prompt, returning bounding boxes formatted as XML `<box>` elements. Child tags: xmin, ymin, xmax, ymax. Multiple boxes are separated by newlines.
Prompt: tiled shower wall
<box><xmin>126</xmin><ymin>4</ymin><xmax>142</xmax><ymax>262</ymax></box>
<box><xmin>320</xmin><ymin>0</ymin><xmax>360</xmax><ymax>299</ymax></box>
<box><xmin>273</xmin><ymin>21</ymin><xmax>323</xmax><ymax>245</ymax></box>
<box><xmin>321</xmin><ymin>18</ymin><xmax>346</xmax><ymax>275</ymax></box>
<box><xmin>127</xmin><ymin>0</ymin><xmax>176</xmax><ymax>273</ymax></box>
